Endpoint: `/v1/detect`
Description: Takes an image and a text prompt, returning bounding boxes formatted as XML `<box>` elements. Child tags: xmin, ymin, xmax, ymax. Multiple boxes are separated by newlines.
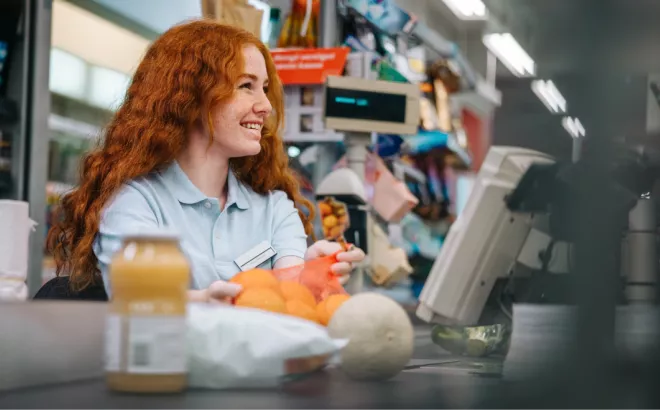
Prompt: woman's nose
<box><xmin>254</xmin><ymin>92</ymin><xmax>272</xmax><ymax>116</ymax></box>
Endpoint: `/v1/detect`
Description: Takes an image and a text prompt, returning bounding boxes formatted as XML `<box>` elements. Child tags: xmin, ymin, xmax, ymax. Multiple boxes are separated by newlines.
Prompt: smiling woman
<box><xmin>42</xmin><ymin>20</ymin><xmax>367</xmax><ymax>303</ymax></box>
<box><xmin>46</xmin><ymin>20</ymin><xmax>365</xmax><ymax>301</ymax></box>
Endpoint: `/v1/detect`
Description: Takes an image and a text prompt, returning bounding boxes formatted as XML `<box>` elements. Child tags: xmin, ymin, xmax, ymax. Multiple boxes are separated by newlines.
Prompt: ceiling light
<box><xmin>562</xmin><ymin>117</ymin><xmax>585</xmax><ymax>138</ymax></box>
<box><xmin>483</xmin><ymin>33</ymin><xmax>535</xmax><ymax>77</ymax></box>
<box><xmin>531</xmin><ymin>80</ymin><xmax>567</xmax><ymax>113</ymax></box>
<box><xmin>442</xmin><ymin>0</ymin><xmax>488</xmax><ymax>20</ymax></box>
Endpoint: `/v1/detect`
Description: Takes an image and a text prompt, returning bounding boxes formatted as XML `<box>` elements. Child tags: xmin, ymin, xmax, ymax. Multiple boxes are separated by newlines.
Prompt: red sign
<box><xmin>271</xmin><ymin>47</ymin><xmax>350</xmax><ymax>85</ymax></box>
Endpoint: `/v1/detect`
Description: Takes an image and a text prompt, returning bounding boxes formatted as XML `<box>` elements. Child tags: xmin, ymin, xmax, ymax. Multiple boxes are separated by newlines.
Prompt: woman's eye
<box><xmin>240</xmin><ymin>82</ymin><xmax>252</xmax><ymax>89</ymax></box>
<box><xmin>263</xmin><ymin>87</ymin><xmax>269</xmax><ymax>94</ymax></box>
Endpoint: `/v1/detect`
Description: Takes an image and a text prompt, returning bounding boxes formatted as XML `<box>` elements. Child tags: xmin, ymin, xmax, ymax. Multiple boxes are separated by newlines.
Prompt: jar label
<box><xmin>104</xmin><ymin>314</ymin><xmax>187</xmax><ymax>374</ymax></box>
<box><xmin>104</xmin><ymin>314</ymin><xmax>122</xmax><ymax>372</ymax></box>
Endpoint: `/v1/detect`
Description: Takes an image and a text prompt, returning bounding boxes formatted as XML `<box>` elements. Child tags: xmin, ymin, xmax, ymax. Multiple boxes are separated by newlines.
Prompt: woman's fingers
<box><xmin>331</xmin><ymin>261</ymin><xmax>353</xmax><ymax>276</ymax></box>
<box><xmin>208</xmin><ymin>281</ymin><xmax>242</xmax><ymax>302</ymax></box>
<box><xmin>335</xmin><ymin>247</ymin><xmax>365</xmax><ymax>263</ymax></box>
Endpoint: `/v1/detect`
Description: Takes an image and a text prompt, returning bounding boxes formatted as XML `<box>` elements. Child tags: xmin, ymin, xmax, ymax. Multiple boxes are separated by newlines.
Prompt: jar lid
<box><xmin>121</xmin><ymin>227</ymin><xmax>181</xmax><ymax>241</ymax></box>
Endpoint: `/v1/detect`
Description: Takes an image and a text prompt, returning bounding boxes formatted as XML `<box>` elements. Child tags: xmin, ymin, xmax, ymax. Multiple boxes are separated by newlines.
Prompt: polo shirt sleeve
<box><xmin>93</xmin><ymin>184</ymin><xmax>159</xmax><ymax>296</ymax></box>
<box><xmin>270</xmin><ymin>190</ymin><xmax>308</xmax><ymax>262</ymax></box>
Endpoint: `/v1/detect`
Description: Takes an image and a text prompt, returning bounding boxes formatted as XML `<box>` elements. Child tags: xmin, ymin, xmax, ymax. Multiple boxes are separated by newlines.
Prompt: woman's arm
<box><xmin>94</xmin><ymin>185</ymin><xmax>160</xmax><ymax>298</ymax></box>
<box><xmin>94</xmin><ymin>185</ymin><xmax>241</xmax><ymax>303</ymax></box>
<box><xmin>270</xmin><ymin>191</ymin><xmax>308</xmax><ymax>267</ymax></box>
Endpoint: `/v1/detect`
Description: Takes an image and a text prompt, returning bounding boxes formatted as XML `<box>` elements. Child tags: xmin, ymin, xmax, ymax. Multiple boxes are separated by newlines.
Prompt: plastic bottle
<box><xmin>104</xmin><ymin>230</ymin><xmax>190</xmax><ymax>393</ymax></box>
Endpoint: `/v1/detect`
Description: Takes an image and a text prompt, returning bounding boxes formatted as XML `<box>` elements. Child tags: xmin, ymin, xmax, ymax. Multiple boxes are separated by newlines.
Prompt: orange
<box><xmin>323</xmin><ymin>215</ymin><xmax>338</xmax><ymax>229</ymax></box>
<box><xmin>279</xmin><ymin>281</ymin><xmax>317</xmax><ymax>307</ymax></box>
<box><xmin>234</xmin><ymin>288</ymin><xmax>287</xmax><ymax>314</ymax></box>
<box><xmin>318</xmin><ymin>202</ymin><xmax>332</xmax><ymax>217</ymax></box>
<box><xmin>230</xmin><ymin>268</ymin><xmax>280</xmax><ymax>292</ymax></box>
<box><xmin>286</xmin><ymin>299</ymin><xmax>320</xmax><ymax>324</ymax></box>
<box><xmin>316</xmin><ymin>294</ymin><xmax>351</xmax><ymax>326</ymax></box>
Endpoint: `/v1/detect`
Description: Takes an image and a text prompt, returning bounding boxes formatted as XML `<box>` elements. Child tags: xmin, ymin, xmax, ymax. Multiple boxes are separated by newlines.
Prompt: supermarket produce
<box><xmin>279</xmin><ymin>280</ymin><xmax>316</xmax><ymax>307</ymax></box>
<box><xmin>316</xmin><ymin>294</ymin><xmax>351</xmax><ymax>326</ymax></box>
<box><xmin>229</xmin><ymin>268</ymin><xmax>349</xmax><ymax>325</ymax></box>
<box><xmin>230</xmin><ymin>268</ymin><xmax>280</xmax><ymax>292</ymax></box>
<box><xmin>318</xmin><ymin>196</ymin><xmax>350</xmax><ymax>241</ymax></box>
<box><xmin>234</xmin><ymin>288</ymin><xmax>287</xmax><ymax>314</ymax></box>
<box><xmin>327</xmin><ymin>293</ymin><xmax>414</xmax><ymax>381</ymax></box>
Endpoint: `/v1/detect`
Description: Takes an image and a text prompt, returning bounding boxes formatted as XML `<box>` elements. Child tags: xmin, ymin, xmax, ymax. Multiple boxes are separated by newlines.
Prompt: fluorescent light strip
<box><xmin>531</xmin><ymin>80</ymin><xmax>566</xmax><ymax>113</ymax></box>
<box><xmin>483</xmin><ymin>33</ymin><xmax>535</xmax><ymax>77</ymax></box>
<box><xmin>562</xmin><ymin>117</ymin><xmax>586</xmax><ymax>138</ymax></box>
<box><xmin>442</xmin><ymin>0</ymin><xmax>488</xmax><ymax>19</ymax></box>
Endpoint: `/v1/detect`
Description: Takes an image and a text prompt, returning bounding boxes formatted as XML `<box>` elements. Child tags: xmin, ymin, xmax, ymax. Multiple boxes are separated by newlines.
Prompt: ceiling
<box><xmin>90</xmin><ymin>0</ymin><xmax>201</xmax><ymax>36</ymax></box>
<box><xmin>475</xmin><ymin>0</ymin><xmax>660</xmax><ymax>157</ymax></box>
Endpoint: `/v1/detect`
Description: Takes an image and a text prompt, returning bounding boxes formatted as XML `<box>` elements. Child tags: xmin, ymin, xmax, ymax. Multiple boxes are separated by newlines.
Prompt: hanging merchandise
<box><xmin>371</xmin><ymin>163</ymin><xmax>418</xmax><ymax>223</ymax></box>
<box><xmin>404</xmin><ymin>129</ymin><xmax>471</xmax><ymax>168</ymax></box>
<box><xmin>201</xmin><ymin>0</ymin><xmax>264</xmax><ymax>39</ymax></box>
<box><xmin>375</xmin><ymin>134</ymin><xmax>405</xmax><ymax>158</ymax></box>
<box><xmin>277</xmin><ymin>0</ymin><xmax>320</xmax><ymax>48</ymax></box>
<box><xmin>331</xmin><ymin>152</ymin><xmax>418</xmax><ymax>224</ymax></box>
<box><xmin>419</xmin><ymin>83</ymin><xmax>440</xmax><ymax>131</ymax></box>
<box><xmin>428</xmin><ymin>60</ymin><xmax>461</xmax><ymax>133</ymax></box>
<box><xmin>342</xmin><ymin>0</ymin><xmax>416</xmax><ymax>37</ymax></box>
<box><xmin>405</xmin><ymin>149</ymin><xmax>452</xmax><ymax>223</ymax></box>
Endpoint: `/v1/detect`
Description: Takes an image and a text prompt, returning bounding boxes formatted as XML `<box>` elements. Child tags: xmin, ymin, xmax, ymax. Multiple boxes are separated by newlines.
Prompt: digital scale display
<box><xmin>325</xmin><ymin>87</ymin><xmax>407</xmax><ymax>124</ymax></box>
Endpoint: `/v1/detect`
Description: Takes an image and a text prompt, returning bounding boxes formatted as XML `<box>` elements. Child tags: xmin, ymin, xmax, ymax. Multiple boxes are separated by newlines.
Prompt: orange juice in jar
<box><xmin>105</xmin><ymin>229</ymin><xmax>190</xmax><ymax>393</ymax></box>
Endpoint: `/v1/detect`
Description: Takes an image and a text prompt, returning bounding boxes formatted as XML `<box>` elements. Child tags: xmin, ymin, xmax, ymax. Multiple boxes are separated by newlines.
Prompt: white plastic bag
<box><xmin>187</xmin><ymin>303</ymin><xmax>347</xmax><ymax>389</ymax></box>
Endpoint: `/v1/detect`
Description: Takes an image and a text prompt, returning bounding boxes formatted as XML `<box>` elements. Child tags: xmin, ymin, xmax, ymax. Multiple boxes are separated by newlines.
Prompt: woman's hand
<box><xmin>305</xmin><ymin>240</ymin><xmax>366</xmax><ymax>285</ymax></box>
<box><xmin>187</xmin><ymin>281</ymin><xmax>242</xmax><ymax>304</ymax></box>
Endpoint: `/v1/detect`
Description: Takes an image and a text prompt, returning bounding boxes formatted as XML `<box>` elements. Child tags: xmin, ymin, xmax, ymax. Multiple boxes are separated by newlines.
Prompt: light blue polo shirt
<box><xmin>93</xmin><ymin>161</ymin><xmax>308</xmax><ymax>295</ymax></box>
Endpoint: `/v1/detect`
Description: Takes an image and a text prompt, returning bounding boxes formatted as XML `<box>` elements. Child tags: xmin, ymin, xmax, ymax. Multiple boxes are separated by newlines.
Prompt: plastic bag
<box><xmin>187</xmin><ymin>303</ymin><xmax>347</xmax><ymax>389</ymax></box>
<box><xmin>270</xmin><ymin>254</ymin><xmax>347</xmax><ymax>303</ymax></box>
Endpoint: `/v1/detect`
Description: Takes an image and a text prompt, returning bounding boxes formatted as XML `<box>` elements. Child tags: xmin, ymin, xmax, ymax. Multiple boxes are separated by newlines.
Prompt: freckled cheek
<box><xmin>212</xmin><ymin>107</ymin><xmax>239</xmax><ymax>131</ymax></box>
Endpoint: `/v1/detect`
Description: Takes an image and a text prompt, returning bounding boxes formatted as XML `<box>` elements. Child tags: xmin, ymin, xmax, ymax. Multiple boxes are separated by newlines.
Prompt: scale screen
<box><xmin>323</xmin><ymin>76</ymin><xmax>419</xmax><ymax>135</ymax></box>
<box><xmin>325</xmin><ymin>87</ymin><xmax>407</xmax><ymax>124</ymax></box>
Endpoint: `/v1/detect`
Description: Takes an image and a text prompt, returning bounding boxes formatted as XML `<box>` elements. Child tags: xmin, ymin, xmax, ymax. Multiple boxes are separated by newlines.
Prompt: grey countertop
<box><xmin>0</xmin><ymin>325</ymin><xmax>511</xmax><ymax>409</ymax></box>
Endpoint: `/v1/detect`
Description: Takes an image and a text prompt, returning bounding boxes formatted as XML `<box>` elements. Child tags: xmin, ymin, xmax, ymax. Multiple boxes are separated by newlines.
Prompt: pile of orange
<box><xmin>318</xmin><ymin>197</ymin><xmax>349</xmax><ymax>240</ymax></box>
<box><xmin>230</xmin><ymin>268</ymin><xmax>350</xmax><ymax>326</ymax></box>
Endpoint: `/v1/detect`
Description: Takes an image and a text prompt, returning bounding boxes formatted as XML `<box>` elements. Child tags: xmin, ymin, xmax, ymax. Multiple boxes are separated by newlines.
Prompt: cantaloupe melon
<box><xmin>327</xmin><ymin>292</ymin><xmax>414</xmax><ymax>381</ymax></box>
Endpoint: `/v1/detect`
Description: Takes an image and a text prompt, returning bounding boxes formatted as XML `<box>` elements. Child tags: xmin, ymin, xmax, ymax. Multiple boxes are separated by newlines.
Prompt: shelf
<box><xmin>48</xmin><ymin>114</ymin><xmax>101</xmax><ymax>140</ymax></box>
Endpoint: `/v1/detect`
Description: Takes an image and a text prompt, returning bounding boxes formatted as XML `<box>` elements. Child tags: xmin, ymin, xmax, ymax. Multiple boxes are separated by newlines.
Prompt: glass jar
<box><xmin>105</xmin><ymin>229</ymin><xmax>190</xmax><ymax>393</ymax></box>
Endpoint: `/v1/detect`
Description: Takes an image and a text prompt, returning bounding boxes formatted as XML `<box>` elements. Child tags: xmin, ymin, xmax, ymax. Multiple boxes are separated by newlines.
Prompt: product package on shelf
<box><xmin>201</xmin><ymin>0</ymin><xmax>263</xmax><ymax>38</ymax></box>
<box><xmin>277</xmin><ymin>0</ymin><xmax>320</xmax><ymax>48</ymax></box>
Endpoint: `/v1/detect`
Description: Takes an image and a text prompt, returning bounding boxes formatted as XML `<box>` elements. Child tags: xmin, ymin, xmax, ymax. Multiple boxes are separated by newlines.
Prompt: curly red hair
<box><xmin>47</xmin><ymin>20</ymin><xmax>315</xmax><ymax>293</ymax></box>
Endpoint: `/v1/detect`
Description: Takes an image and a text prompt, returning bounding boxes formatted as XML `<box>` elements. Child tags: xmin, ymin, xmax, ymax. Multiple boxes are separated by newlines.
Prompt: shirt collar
<box><xmin>161</xmin><ymin>161</ymin><xmax>249</xmax><ymax>210</ymax></box>
<box><xmin>226</xmin><ymin>169</ymin><xmax>250</xmax><ymax>210</ymax></box>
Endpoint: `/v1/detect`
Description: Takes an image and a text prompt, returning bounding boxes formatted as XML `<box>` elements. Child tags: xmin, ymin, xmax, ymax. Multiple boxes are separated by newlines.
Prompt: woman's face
<box><xmin>209</xmin><ymin>45</ymin><xmax>273</xmax><ymax>158</ymax></box>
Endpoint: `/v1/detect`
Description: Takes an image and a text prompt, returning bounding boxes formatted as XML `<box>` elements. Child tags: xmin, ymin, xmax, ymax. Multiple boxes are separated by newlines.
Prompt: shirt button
<box><xmin>204</xmin><ymin>201</ymin><xmax>212</xmax><ymax>209</ymax></box>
